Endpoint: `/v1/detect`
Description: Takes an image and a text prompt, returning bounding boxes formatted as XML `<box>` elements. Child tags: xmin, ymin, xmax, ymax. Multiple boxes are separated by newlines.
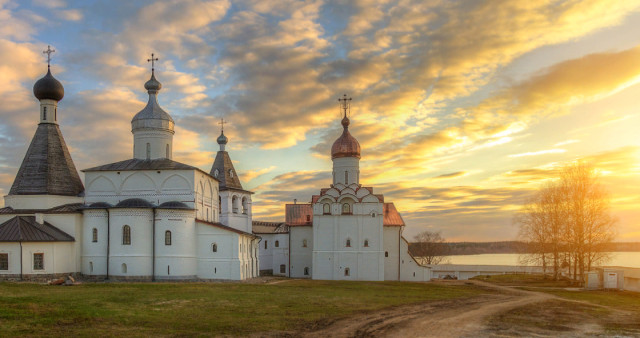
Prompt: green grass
<box><xmin>0</xmin><ymin>279</ymin><xmax>490</xmax><ymax>336</ymax></box>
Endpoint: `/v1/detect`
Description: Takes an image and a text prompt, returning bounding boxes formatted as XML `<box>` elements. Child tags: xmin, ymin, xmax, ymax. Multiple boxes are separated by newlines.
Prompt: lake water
<box><xmin>445</xmin><ymin>252</ymin><xmax>640</xmax><ymax>268</ymax></box>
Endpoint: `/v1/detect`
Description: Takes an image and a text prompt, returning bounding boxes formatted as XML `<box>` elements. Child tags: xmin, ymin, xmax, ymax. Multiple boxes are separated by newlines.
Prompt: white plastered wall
<box><xmin>290</xmin><ymin>227</ymin><xmax>312</xmax><ymax>278</ymax></box>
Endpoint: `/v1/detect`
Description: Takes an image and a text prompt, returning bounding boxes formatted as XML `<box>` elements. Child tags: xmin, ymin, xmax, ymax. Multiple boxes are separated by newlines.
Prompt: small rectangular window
<box><xmin>33</xmin><ymin>253</ymin><xmax>44</xmax><ymax>270</ymax></box>
<box><xmin>0</xmin><ymin>253</ymin><xmax>8</xmax><ymax>270</ymax></box>
<box><xmin>280</xmin><ymin>264</ymin><xmax>286</xmax><ymax>273</ymax></box>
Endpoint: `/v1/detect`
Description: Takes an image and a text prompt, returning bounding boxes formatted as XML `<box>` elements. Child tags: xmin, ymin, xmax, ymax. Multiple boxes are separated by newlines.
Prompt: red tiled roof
<box><xmin>285</xmin><ymin>204</ymin><xmax>313</xmax><ymax>226</ymax></box>
<box><xmin>383</xmin><ymin>203</ymin><xmax>404</xmax><ymax>227</ymax></box>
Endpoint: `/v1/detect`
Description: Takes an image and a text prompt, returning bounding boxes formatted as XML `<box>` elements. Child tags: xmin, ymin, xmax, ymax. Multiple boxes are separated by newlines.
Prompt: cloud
<box><xmin>434</xmin><ymin>171</ymin><xmax>466</xmax><ymax>179</ymax></box>
<box><xmin>55</xmin><ymin>9</ymin><xmax>82</xmax><ymax>21</ymax></box>
<box><xmin>509</xmin><ymin>149</ymin><xmax>567</xmax><ymax>158</ymax></box>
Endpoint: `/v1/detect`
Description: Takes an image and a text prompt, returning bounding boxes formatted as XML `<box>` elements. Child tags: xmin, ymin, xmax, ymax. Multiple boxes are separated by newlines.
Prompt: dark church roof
<box><xmin>83</xmin><ymin>158</ymin><xmax>199</xmax><ymax>172</ymax></box>
<box><xmin>10</xmin><ymin>123</ymin><xmax>84</xmax><ymax>196</ymax></box>
<box><xmin>210</xmin><ymin>151</ymin><xmax>245</xmax><ymax>191</ymax></box>
<box><xmin>0</xmin><ymin>216</ymin><xmax>74</xmax><ymax>242</ymax></box>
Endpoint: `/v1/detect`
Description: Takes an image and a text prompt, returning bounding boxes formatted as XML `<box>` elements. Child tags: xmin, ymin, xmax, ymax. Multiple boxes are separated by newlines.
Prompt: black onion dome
<box><xmin>33</xmin><ymin>69</ymin><xmax>64</xmax><ymax>101</ymax></box>
<box><xmin>217</xmin><ymin>131</ymin><xmax>228</xmax><ymax>145</ymax></box>
<box><xmin>157</xmin><ymin>201</ymin><xmax>192</xmax><ymax>209</ymax></box>
<box><xmin>85</xmin><ymin>202</ymin><xmax>113</xmax><ymax>209</ymax></box>
<box><xmin>115</xmin><ymin>198</ymin><xmax>155</xmax><ymax>208</ymax></box>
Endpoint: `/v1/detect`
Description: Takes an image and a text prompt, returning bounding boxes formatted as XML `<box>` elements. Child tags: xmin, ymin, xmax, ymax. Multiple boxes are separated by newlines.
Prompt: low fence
<box><xmin>427</xmin><ymin>264</ymin><xmax>544</xmax><ymax>280</ymax></box>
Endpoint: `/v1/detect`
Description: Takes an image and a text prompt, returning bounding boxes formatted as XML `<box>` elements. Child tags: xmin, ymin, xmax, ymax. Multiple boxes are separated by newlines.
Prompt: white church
<box><xmin>0</xmin><ymin>53</ymin><xmax>431</xmax><ymax>282</ymax></box>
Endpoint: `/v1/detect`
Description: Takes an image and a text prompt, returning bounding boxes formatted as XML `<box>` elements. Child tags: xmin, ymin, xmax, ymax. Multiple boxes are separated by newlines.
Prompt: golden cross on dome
<box><xmin>147</xmin><ymin>53</ymin><xmax>159</xmax><ymax>72</ymax></box>
<box><xmin>43</xmin><ymin>45</ymin><xmax>55</xmax><ymax>68</ymax></box>
<box><xmin>218</xmin><ymin>118</ymin><xmax>226</xmax><ymax>132</ymax></box>
<box><xmin>338</xmin><ymin>94</ymin><xmax>352</xmax><ymax>118</ymax></box>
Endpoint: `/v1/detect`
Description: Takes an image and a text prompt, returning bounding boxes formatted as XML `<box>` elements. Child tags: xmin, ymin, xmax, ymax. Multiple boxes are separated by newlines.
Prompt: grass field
<box><xmin>0</xmin><ymin>279</ymin><xmax>490</xmax><ymax>336</ymax></box>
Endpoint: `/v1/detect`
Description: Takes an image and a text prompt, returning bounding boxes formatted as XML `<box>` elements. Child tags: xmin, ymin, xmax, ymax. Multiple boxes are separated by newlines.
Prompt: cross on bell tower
<box><xmin>147</xmin><ymin>53</ymin><xmax>159</xmax><ymax>73</ymax></box>
<box><xmin>338</xmin><ymin>94</ymin><xmax>352</xmax><ymax>118</ymax></box>
<box><xmin>43</xmin><ymin>45</ymin><xmax>55</xmax><ymax>69</ymax></box>
<box><xmin>218</xmin><ymin>118</ymin><xmax>226</xmax><ymax>132</ymax></box>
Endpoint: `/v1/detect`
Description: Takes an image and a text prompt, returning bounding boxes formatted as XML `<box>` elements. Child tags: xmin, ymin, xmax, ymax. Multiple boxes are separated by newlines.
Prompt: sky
<box><xmin>1</xmin><ymin>0</ymin><xmax>639</xmax><ymax>242</ymax></box>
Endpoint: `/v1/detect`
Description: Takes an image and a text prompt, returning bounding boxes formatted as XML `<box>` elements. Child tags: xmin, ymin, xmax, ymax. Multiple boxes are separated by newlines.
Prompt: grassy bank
<box><xmin>0</xmin><ymin>279</ymin><xmax>490</xmax><ymax>336</ymax></box>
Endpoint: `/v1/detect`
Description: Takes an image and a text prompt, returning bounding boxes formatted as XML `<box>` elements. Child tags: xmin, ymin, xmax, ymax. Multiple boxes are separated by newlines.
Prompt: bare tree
<box><xmin>515</xmin><ymin>162</ymin><xmax>617</xmax><ymax>282</ymax></box>
<box><xmin>413</xmin><ymin>231</ymin><xmax>448</xmax><ymax>265</ymax></box>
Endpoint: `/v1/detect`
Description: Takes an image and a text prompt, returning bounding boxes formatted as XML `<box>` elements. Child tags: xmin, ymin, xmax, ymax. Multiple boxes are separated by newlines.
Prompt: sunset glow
<box><xmin>0</xmin><ymin>0</ymin><xmax>639</xmax><ymax>241</ymax></box>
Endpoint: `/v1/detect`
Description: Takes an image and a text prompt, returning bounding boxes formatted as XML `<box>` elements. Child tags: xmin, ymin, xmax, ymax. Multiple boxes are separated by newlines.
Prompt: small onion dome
<box><xmin>157</xmin><ymin>201</ymin><xmax>193</xmax><ymax>210</ymax></box>
<box><xmin>33</xmin><ymin>69</ymin><xmax>64</xmax><ymax>101</ymax></box>
<box><xmin>115</xmin><ymin>198</ymin><xmax>155</xmax><ymax>208</ymax></box>
<box><xmin>131</xmin><ymin>72</ymin><xmax>174</xmax><ymax>132</ymax></box>
<box><xmin>331</xmin><ymin>116</ymin><xmax>361</xmax><ymax>159</ymax></box>
<box><xmin>84</xmin><ymin>202</ymin><xmax>113</xmax><ymax>209</ymax></box>
<box><xmin>144</xmin><ymin>72</ymin><xmax>162</xmax><ymax>92</ymax></box>
<box><xmin>217</xmin><ymin>131</ymin><xmax>228</xmax><ymax>145</ymax></box>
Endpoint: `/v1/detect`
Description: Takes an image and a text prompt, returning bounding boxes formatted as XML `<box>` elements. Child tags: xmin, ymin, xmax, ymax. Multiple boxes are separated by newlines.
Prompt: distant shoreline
<box><xmin>410</xmin><ymin>241</ymin><xmax>640</xmax><ymax>256</ymax></box>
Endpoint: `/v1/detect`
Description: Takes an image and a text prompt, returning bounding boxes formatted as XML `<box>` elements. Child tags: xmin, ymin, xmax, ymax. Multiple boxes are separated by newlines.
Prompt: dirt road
<box><xmin>301</xmin><ymin>280</ymin><xmax>551</xmax><ymax>338</ymax></box>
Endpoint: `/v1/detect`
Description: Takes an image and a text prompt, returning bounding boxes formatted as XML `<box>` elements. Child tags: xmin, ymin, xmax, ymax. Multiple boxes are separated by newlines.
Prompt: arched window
<box><xmin>275</xmin><ymin>240</ymin><xmax>279</xmax><ymax>248</ymax></box>
<box><xmin>165</xmin><ymin>230</ymin><xmax>171</xmax><ymax>246</ymax></box>
<box><xmin>323</xmin><ymin>203</ymin><xmax>330</xmax><ymax>215</ymax></box>
<box><xmin>232</xmin><ymin>196</ymin><xmax>238</xmax><ymax>214</ymax></box>
<box><xmin>229</xmin><ymin>169</ymin><xmax>234</xmax><ymax>178</ymax></box>
<box><xmin>146</xmin><ymin>143</ymin><xmax>151</xmax><ymax>160</ymax></box>
<box><xmin>43</xmin><ymin>106</ymin><xmax>47</xmax><ymax>120</ymax></box>
<box><xmin>304</xmin><ymin>267</ymin><xmax>309</xmax><ymax>276</ymax></box>
<box><xmin>242</xmin><ymin>197</ymin><xmax>248</xmax><ymax>214</ymax></box>
<box><xmin>342</xmin><ymin>203</ymin><xmax>351</xmax><ymax>215</ymax></box>
<box><xmin>344</xmin><ymin>268</ymin><xmax>350</xmax><ymax>276</ymax></box>
<box><xmin>385</xmin><ymin>251</ymin><xmax>389</xmax><ymax>257</ymax></box>
<box><xmin>212</xmin><ymin>243</ymin><xmax>218</xmax><ymax>253</ymax></box>
<box><xmin>345</xmin><ymin>171</ymin><xmax>348</xmax><ymax>184</ymax></box>
<box><xmin>92</xmin><ymin>228</ymin><xmax>98</xmax><ymax>243</ymax></box>
<box><xmin>122</xmin><ymin>225</ymin><xmax>131</xmax><ymax>245</ymax></box>
<box><xmin>302</xmin><ymin>239</ymin><xmax>307</xmax><ymax>248</ymax></box>
<box><xmin>122</xmin><ymin>263</ymin><xmax>127</xmax><ymax>273</ymax></box>
<box><xmin>219</xmin><ymin>196</ymin><xmax>222</xmax><ymax>214</ymax></box>
<box><xmin>346</xmin><ymin>238</ymin><xmax>351</xmax><ymax>247</ymax></box>
<box><xmin>264</xmin><ymin>241</ymin><xmax>268</xmax><ymax>249</ymax></box>
<box><xmin>54</xmin><ymin>107</ymin><xmax>57</xmax><ymax>121</ymax></box>
<box><xmin>364</xmin><ymin>239</ymin><xmax>369</xmax><ymax>247</ymax></box>
<box><xmin>166</xmin><ymin>144</ymin><xmax>170</xmax><ymax>158</ymax></box>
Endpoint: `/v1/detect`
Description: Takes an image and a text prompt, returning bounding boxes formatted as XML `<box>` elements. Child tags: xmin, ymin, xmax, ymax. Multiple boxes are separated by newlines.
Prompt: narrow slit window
<box><xmin>122</xmin><ymin>225</ymin><xmax>131</xmax><ymax>245</ymax></box>
<box><xmin>212</xmin><ymin>243</ymin><xmax>218</xmax><ymax>253</ymax></box>
<box><xmin>146</xmin><ymin>143</ymin><xmax>151</xmax><ymax>160</ymax></box>
<box><xmin>43</xmin><ymin>107</ymin><xmax>47</xmax><ymax>120</ymax></box>
<box><xmin>344</xmin><ymin>268</ymin><xmax>350</xmax><ymax>276</ymax></box>
<box><xmin>165</xmin><ymin>230</ymin><xmax>172</xmax><ymax>246</ymax></box>
<box><xmin>92</xmin><ymin>228</ymin><xmax>98</xmax><ymax>243</ymax></box>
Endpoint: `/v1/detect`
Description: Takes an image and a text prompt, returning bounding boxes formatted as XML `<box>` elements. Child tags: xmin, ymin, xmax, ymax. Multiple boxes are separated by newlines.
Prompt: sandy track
<box><xmin>303</xmin><ymin>281</ymin><xmax>553</xmax><ymax>338</ymax></box>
